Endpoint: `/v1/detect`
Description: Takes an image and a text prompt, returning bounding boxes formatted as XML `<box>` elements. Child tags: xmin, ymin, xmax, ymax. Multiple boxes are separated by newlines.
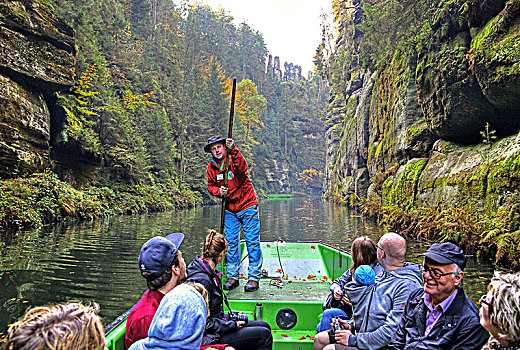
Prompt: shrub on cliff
<box><xmin>0</xmin><ymin>172</ymin><xmax>202</xmax><ymax>231</ymax></box>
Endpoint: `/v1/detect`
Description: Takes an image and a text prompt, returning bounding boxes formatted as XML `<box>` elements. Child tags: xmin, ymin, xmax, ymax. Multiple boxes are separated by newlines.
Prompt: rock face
<box><xmin>324</xmin><ymin>0</ymin><xmax>520</xmax><ymax>214</ymax></box>
<box><xmin>0</xmin><ymin>0</ymin><xmax>75</xmax><ymax>178</ymax></box>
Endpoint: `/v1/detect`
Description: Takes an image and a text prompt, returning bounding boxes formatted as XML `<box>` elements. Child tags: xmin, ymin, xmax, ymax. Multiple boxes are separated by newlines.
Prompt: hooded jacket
<box><xmin>186</xmin><ymin>257</ymin><xmax>238</xmax><ymax>336</ymax></box>
<box><xmin>330</xmin><ymin>262</ymin><xmax>384</xmax><ymax>294</ymax></box>
<box><xmin>128</xmin><ymin>284</ymin><xmax>206</xmax><ymax>350</ymax></box>
<box><xmin>388</xmin><ymin>287</ymin><xmax>490</xmax><ymax>350</ymax></box>
<box><xmin>207</xmin><ymin>146</ymin><xmax>258</xmax><ymax>213</ymax></box>
<box><xmin>350</xmin><ymin>262</ymin><xmax>423</xmax><ymax>350</ymax></box>
<box><xmin>345</xmin><ymin>279</ymin><xmax>373</xmax><ymax>331</ymax></box>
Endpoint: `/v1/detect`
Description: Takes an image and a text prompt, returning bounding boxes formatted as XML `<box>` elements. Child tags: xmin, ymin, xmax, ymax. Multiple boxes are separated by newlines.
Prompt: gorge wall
<box><xmin>0</xmin><ymin>0</ymin><xmax>76</xmax><ymax>178</ymax></box>
<box><xmin>324</xmin><ymin>0</ymin><xmax>520</xmax><ymax>265</ymax></box>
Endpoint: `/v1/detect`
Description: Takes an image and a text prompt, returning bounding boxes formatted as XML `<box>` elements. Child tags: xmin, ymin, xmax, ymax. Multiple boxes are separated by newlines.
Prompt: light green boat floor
<box><xmin>226</xmin><ymin>279</ymin><xmax>331</xmax><ymax>302</ymax></box>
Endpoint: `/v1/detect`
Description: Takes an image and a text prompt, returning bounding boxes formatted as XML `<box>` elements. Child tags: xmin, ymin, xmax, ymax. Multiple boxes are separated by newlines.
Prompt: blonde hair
<box><xmin>185</xmin><ymin>281</ymin><xmax>210</xmax><ymax>317</ymax></box>
<box><xmin>3</xmin><ymin>302</ymin><xmax>105</xmax><ymax>350</ymax></box>
<box><xmin>487</xmin><ymin>272</ymin><xmax>520</xmax><ymax>346</ymax></box>
<box><xmin>203</xmin><ymin>230</ymin><xmax>228</xmax><ymax>264</ymax></box>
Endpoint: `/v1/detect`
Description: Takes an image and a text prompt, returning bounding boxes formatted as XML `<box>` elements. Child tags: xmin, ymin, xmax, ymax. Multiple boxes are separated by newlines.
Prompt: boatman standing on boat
<box><xmin>204</xmin><ymin>135</ymin><xmax>263</xmax><ymax>292</ymax></box>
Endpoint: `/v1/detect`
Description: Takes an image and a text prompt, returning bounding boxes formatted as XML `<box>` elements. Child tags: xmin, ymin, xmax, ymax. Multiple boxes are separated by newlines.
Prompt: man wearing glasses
<box><xmin>388</xmin><ymin>242</ymin><xmax>489</xmax><ymax>349</ymax></box>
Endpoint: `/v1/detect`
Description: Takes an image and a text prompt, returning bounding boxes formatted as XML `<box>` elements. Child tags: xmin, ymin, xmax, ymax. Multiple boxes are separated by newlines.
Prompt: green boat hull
<box><xmin>105</xmin><ymin>242</ymin><xmax>352</xmax><ymax>350</ymax></box>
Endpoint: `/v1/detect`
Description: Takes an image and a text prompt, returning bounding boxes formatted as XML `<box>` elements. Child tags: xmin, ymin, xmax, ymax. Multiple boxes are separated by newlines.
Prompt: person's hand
<box><xmin>219</xmin><ymin>186</ymin><xmax>228</xmax><ymax>197</ymax></box>
<box><xmin>342</xmin><ymin>294</ymin><xmax>352</xmax><ymax>307</ymax></box>
<box><xmin>236</xmin><ymin>321</ymin><xmax>246</xmax><ymax>329</ymax></box>
<box><xmin>335</xmin><ymin>328</ymin><xmax>352</xmax><ymax>346</ymax></box>
<box><xmin>333</xmin><ymin>289</ymin><xmax>343</xmax><ymax>300</ymax></box>
<box><xmin>337</xmin><ymin>318</ymin><xmax>351</xmax><ymax>330</ymax></box>
<box><xmin>226</xmin><ymin>138</ymin><xmax>235</xmax><ymax>149</ymax></box>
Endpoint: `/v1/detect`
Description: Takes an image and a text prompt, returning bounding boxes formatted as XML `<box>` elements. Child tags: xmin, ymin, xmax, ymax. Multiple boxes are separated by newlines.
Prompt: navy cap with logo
<box><xmin>138</xmin><ymin>233</ymin><xmax>184</xmax><ymax>280</ymax></box>
<box><xmin>204</xmin><ymin>135</ymin><xmax>225</xmax><ymax>153</ymax></box>
<box><xmin>420</xmin><ymin>242</ymin><xmax>467</xmax><ymax>270</ymax></box>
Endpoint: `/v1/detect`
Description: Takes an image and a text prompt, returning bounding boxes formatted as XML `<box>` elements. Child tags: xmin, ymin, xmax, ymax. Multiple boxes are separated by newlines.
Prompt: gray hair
<box><xmin>452</xmin><ymin>264</ymin><xmax>463</xmax><ymax>288</ymax></box>
<box><xmin>488</xmin><ymin>272</ymin><xmax>520</xmax><ymax>346</ymax></box>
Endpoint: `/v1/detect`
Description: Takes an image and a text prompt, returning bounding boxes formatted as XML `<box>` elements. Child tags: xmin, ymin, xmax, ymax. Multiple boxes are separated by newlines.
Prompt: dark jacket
<box><xmin>207</xmin><ymin>146</ymin><xmax>258</xmax><ymax>213</ymax></box>
<box><xmin>388</xmin><ymin>288</ymin><xmax>490</xmax><ymax>350</ymax></box>
<box><xmin>186</xmin><ymin>257</ymin><xmax>237</xmax><ymax>337</ymax></box>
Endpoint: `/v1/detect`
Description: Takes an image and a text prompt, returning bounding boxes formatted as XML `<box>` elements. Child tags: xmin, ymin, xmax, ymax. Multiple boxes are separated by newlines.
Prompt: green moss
<box><xmin>382</xmin><ymin>159</ymin><xmax>428</xmax><ymax>208</ymax></box>
<box><xmin>40</xmin><ymin>0</ymin><xmax>56</xmax><ymax>13</ymax></box>
<box><xmin>472</xmin><ymin>15</ymin><xmax>501</xmax><ymax>52</ymax></box>
<box><xmin>374</xmin><ymin>141</ymin><xmax>384</xmax><ymax>159</ymax></box>
<box><xmin>406</xmin><ymin>121</ymin><xmax>428</xmax><ymax>141</ymax></box>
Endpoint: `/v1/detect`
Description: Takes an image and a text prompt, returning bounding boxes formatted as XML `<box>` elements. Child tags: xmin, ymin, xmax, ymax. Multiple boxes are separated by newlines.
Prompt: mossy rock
<box><xmin>0</xmin><ymin>74</ymin><xmax>51</xmax><ymax>178</ymax></box>
<box><xmin>0</xmin><ymin>0</ymin><xmax>74</xmax><ymax>52</ymax></box>
<box><xmin>415</xmin><ymin>1</ymin><xmax>497</xmax><ymax>142</ymax></box>
<box><xmin>471</xmin><ymin>0</ymin><xmax>520</xmax><ymax>114</ymax></box>
<box><xmin>382</xmin><ymin>158</ymin><xmax>428</xmax><ymax>208</ymax></box>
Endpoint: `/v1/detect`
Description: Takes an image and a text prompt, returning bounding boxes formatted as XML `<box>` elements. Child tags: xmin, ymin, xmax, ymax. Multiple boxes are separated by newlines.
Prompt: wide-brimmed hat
<box><xmin>420</xmin><ymin>242</ymin><xmax>466</xmax><ymax>270</ymax></box>
<box><xmin>138</xmin><ymin>233</ymin><xmax>184</xmax><ymax>279</ymax></box>
<box><xmin>204</xmin><ymin>135</ymin><xmax>225</xmax><ymax>153</ymax></box>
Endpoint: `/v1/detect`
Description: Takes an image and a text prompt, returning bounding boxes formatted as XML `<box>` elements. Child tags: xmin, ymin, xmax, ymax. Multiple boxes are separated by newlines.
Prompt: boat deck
<box><xmin>227</xmin><ymin>278</ymin><xmax>331</xmax><ymax>302</ymax></box>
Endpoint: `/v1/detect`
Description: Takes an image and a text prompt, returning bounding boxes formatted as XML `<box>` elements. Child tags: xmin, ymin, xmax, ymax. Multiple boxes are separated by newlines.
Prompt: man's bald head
<box><xmin>378</xmin><ymin>232</ymin><xmax>407</xmax><ymax>268</ymax></box>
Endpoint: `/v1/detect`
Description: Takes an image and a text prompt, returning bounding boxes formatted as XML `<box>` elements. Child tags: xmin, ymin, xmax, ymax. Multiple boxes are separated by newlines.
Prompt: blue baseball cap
<box><xmin>420</xmin><ymin>242</ymin><xmax>467</xmax><ymax>270</ymax></box>
<box><xmin>138</xmin><ymin>233</ymin><xmax>184</xmax><ymax>279</ymax></box>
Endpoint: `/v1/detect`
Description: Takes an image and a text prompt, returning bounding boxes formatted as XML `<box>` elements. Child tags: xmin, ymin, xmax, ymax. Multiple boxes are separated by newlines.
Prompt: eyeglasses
<box><xmin>479</xmin><ymin>295</ymin><xmax>493</xmax><ymax>312</ymax></box>
<box><xmin>376</xmin><ymin>244</ymin><xmax>384</xmax><ymax>252</ymax></box>
<box><xmin>421</xmin><ymin>264</ymin><xmax>456</xmax><ymax>280</ymax></box>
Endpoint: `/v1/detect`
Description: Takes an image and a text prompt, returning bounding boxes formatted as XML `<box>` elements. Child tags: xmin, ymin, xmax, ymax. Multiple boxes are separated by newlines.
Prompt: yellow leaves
<box><xmin>122</xmin><ymin>90</ymin><xmax>156</xmax><ymax>112</ymax></box>
<box><xmin>298</xmin><ymin>169</ymin><xmax>318</xmax><ymax>189</ymax></box>
<box><xmin>234</xmin><ymin>79</ymin><xmax>266</xmax><ymax>137</ymax></box>
<box><xmin>74</xmin><ymin>64</ymin><xmax>100</xmax><ymax>98</ymax></box>
<box><xmin>124</xmin><ymin>23</ymin><xmax>132</xmax><ymax>37</ymax></box>
<box><xmin>203</xmin><ymin>57</ymin><xmax>226</xmax><ymax>84</ymax></box>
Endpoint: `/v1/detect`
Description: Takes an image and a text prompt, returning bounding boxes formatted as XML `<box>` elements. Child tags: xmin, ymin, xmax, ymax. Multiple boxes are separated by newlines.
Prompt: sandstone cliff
<box><xmin>0</xmin><ymin>0</ymin><xmax>76</xmax><ymax>178</ymax></box>
<box><xmin>324</xmin><ymin>0</ymin><xmax>520</xmax><ymax>266</ymax></box>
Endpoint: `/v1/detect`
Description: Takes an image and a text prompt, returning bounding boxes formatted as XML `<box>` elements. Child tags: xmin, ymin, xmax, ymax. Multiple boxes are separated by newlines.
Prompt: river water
<box><xmin>0</xmin><ymin>196</ymin><xmax>495</xmax><ymax>335</ymax></box>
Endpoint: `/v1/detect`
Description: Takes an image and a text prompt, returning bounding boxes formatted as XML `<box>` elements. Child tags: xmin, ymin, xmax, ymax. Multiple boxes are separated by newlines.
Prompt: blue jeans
<box><xmin>317</xmin><ymin>308</ymin><xmax>350</xmax><ymax>332</ymax></box>
<box><xmin>225</xmin><ymin>205</ymin><xmax>262</xmax><ymax>281</ymax></box>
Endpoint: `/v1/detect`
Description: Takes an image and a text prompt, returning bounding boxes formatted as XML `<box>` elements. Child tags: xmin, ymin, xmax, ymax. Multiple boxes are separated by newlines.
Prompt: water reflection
<box><xmin>0</xmin><ymin>196</ymin><xmax>495</xmax><ymax>334</ymax></box>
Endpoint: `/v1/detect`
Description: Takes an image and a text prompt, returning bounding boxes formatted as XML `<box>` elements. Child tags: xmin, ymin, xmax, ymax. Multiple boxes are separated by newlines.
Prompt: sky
<box><xmin>195</xmin><ymin>0</ymin><xmax>334</xmax><ymax>76</ymax></box>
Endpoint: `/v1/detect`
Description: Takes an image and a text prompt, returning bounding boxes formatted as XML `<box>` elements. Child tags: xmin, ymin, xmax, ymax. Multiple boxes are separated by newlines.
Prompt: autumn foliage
<box><xmin>298</xmin><ymin>169</ymin><xmax>318</xmax><ymax>192</ymax></box>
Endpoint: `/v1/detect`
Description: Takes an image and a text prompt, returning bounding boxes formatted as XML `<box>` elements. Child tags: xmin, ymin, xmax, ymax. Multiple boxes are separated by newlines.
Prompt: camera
<box><xmin>328</xmin><ymin>318</ymin><xmax>344</xmax><ymax>343</ymax></box>
<box><xmin>228</xmin><ymin>311</ymin><xmax>249</xmax><ymax>324</ymax></box>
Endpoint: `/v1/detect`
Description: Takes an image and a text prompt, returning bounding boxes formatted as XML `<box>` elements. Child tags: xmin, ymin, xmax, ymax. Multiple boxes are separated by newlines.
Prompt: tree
<box><xmin>298</xmin><ymin>169</ymin><xmax>318</xmax><ymax>193</ymax></box>
<box><xmin>224</xmin><ymin>78</ymin><xmax>266</xmax><ymax>170</ymax></box>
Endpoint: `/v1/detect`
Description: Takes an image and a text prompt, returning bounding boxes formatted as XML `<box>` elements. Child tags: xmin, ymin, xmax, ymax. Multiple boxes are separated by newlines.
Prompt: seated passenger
<box><xmin>3</xmin><ymin>302</ymin><xmax>105</xmax><ymax>350</ymax></box>
<box><xmin>344</xmin><ymin>265</ymin><xmax>376</xmax><ymax>331</ymax></box>
<box><xmin>317</xmin><ymin>236</ymin><xmax>383</xmax><ymax>332</ymax></box>
<box><xmin>125</xmin><ymin>233</ymin><xmax>186</xmax><ymax>349</ymax></box>
<box><xmin>388</xmin><ymin>242</ymin><xmax>489</xmax><ymax>349</ymax></box>
<box><xmin>314</xmin><ymin>232</ymin><xmax>422</xmax><ymax>350</ymax></box>
<box><xmin>129</xmin><ymin>283</ymin><xmax>207</xmax><ymax>350</ymax></box>
<box><xmin>479</xmin><ymin>272</ymin><xmax>520</xmax><ymax>350</ymax></box>
<box><xmin>186</xmin><ymin>230</ymin><xmax>273</xmax><ymax>350</ymax></box>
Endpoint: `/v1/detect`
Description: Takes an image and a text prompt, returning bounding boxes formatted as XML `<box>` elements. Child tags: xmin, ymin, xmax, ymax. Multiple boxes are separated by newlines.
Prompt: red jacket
<box><xmin>207</xmin><ymin>146</ymin><xmax>258</xmax><ymax>213</ymax></box>
<box><xmin>124</xmin><ymin>289</ymin><xmax>164</xmax><ymax>349</ymax></box>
